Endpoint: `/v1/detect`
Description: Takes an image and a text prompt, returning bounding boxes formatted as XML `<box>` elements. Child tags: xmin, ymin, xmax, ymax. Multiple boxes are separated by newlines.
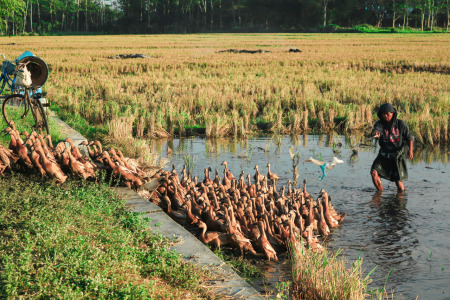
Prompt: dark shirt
<box><xmin>371</xmin><ymin>118</ymin><xmax>413</xmax><ymax>154</ymax></box>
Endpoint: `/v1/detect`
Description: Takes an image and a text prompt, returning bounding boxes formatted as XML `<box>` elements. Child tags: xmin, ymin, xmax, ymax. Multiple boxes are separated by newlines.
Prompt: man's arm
<box><xmin>372</xmin><ymin>121</ymin><xmax>382</xmax><ymax>138</ymax></box>
<box><xmin>408</xmin><ymin>140</ymin><xmax>413</xmax><ymax>160</ymax></box>
<box><xmin>400</xmin><ymin>120</ymin><xmax>414</xmax><ymax>160</ymax></box>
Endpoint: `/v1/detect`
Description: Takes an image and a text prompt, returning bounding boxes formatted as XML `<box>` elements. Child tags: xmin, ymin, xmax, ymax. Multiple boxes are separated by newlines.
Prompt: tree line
<box><xmin>0</xmin><ymin>0</ymin><xmax>449</xmax><ymax>35</ymax></box>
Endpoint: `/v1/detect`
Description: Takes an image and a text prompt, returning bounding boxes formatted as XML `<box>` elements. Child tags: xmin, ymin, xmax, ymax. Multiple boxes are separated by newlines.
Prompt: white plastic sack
<box><xmin>15</xmin><ymin>65</ymin><xmax>32</xmax><ymax>87</ymax></box>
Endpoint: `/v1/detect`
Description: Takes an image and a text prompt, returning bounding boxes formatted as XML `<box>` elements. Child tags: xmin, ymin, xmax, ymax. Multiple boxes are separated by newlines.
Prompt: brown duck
<box><xmin>256</xmin><ymin>220</ymin><xmax>278</xmax><ymax>261</ymax></box>
<box><xmin>317</xmin><ymin>200</ymin><xmax>330</xmax><ymax>236</ymax></box>
<box><xmin>198</xmin><ymin>221</ymin><xmax>230</xmax><ymax>249</ymax></box>
<box><xmin>34</xmin><ymin>145</ymin><xmax>67</xmax><ymax>184</ymax></box>
<box><xmin>266</xmin><ymin>163</ymin><xmax>280</xmax><ymax>182</ymax></box>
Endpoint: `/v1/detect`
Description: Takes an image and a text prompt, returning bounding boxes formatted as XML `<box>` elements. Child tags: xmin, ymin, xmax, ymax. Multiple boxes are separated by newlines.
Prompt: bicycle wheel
<box><xmin>33</xmin><ymin>99</ymin><xmax>50</xmax><ymax>135</ymax></box>
<box><xmin>2</xmin><ymin>93</ymin><xmax>28</xmax><ymax>127</ymax></box>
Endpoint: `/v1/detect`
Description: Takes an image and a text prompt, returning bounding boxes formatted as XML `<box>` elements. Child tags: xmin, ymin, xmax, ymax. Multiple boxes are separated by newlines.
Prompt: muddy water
<box><xmin>153</xmin><ymin>135</ymin><xmax>449</xmax><ymax>299</ymax></box>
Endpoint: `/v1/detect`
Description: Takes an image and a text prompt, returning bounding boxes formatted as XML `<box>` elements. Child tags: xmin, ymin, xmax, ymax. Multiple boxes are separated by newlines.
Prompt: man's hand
<box><xmin>373</xmin><ymin>131</ymin><xmax>380</xmax><ymax>138</ymax></box>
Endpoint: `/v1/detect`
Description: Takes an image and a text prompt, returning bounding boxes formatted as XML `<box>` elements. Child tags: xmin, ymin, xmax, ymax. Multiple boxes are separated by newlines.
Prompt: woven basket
<box><xmin>1</xmin><ymin>60</ymin><xmax>17</xmax><ymax>75</ymax></box>
<box><xmin>17</xmin><ymin>56</ymin><xmax>48</xmax><ymax>88</ymax></box>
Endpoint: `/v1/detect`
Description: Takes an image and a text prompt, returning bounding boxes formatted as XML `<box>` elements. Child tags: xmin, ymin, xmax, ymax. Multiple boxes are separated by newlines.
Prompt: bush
<box><xmin>18</xmin><ymin>31</ymin><xmax>39</xmax><ymax>36</ymax></box>
<box><xmin>352</xmin><ymin>24</ymin><xmax>377</xmax><ymax>33</ymax></box>
<box><xmin>322</xmin><ymin>24</ymin><xmax>341</xmax><ymax>32</ymax></box>
<box><xmin>430</xmin><ymin>27</ymin><xmax>447</xmax><ymax>33</ymax></box>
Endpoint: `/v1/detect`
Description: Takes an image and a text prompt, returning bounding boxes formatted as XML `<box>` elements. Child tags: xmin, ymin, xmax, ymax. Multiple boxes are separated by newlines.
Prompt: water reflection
<box><xmin>370</xmin><ymin>191</ymin><xmax>411</xmax><ymax>249</ymax></box>
<box><xmin>367</xmin><ymin>191</ymin><xmax>418</xmax><ymax>290</ymax></box>
<box><xmin>413</xmin><ymin>144</ymin><xmax>449</xmax><ymax>164</ymax></box>
<box><xmin>370</xmin><ymin>190</ymin><xmax>383</xmax><ymax>207</ymax></box>
<box><xmin>153</xmin><ymin>133</ymin><xmax>449</xmax><ymax>164</ymax></box>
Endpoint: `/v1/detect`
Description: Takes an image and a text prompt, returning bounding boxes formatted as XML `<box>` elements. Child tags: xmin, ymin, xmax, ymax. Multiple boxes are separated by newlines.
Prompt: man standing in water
<box><xmin>371</xmin><ymin>103</ymin><xmax>414</xmax><ymax>191</ymax></box>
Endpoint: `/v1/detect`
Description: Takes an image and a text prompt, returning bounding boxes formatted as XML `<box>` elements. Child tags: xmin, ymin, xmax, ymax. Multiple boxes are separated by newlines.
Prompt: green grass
<box><xmin>212</xmin><ymin>248</ymin><xmax>262</xmax><ymax>283</ymax></box>
<box><xmin>49</xmin><ymin>102</ymin><xmax>109</xmax><ymax>141</ymax></box>
<box><xmin>0</xmin><ymin>173</ymin><xmax>213</xmax><ymax>298</ymax></box>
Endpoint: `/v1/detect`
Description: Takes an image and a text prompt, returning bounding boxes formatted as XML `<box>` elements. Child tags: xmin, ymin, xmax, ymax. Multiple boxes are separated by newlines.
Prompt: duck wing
<box><xmin>304</xmin><ymin>157</ymin><xmax>324</xmax><ymax>167</ymax></box>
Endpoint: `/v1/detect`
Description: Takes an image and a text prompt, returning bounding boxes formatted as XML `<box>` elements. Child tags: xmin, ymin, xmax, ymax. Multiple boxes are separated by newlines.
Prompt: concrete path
<box><xmin>54</xmin><ymin>115</ymin><xmax>264</xmax><ymax>300</ymax></box>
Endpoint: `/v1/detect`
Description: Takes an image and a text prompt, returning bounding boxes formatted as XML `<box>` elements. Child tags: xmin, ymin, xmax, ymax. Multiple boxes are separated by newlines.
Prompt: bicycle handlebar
<box><xmin>0</xmin><ymin>53</ymin><xmax>6</xmax><ymax>60</ymax></box>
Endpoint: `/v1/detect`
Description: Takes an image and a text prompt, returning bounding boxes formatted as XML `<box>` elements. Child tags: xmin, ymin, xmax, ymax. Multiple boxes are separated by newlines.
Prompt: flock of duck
<box><xmin>0</xmin><ymin>121</ymin><xmax>157</xmax><ymax>188</ymax></box>
<box><xmin>0</xmin><ymin>121</ymin><xmax>346</xmax><ymax>260</ymax></box>
<box><xmin>145</xmin><ymin>161</ymin><xmax>346</xmax><ymax>260</ymax></box>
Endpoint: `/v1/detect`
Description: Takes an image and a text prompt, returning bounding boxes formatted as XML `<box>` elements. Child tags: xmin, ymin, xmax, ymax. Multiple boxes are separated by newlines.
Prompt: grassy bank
<box><xmin>0</xmin><ymin>173</ymin><xmax>213</xmax><ymax>298</ymax></box>
<box><xmin>1</xmin><ymin>33</ymin><xmax>448</xmax><ymax>146</ymax></box>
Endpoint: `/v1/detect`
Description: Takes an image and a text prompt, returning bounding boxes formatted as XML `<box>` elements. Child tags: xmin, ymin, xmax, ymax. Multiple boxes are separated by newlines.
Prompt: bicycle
<box><xmin>1</xmin><ymin>53</ymin><xmax>50</xmax><ymax>135</ymax></box>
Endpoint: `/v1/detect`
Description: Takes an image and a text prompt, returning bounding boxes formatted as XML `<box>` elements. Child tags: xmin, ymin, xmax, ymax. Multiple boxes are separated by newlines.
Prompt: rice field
<box><xmin>1</xmin><ymin>33</ymin><xmax>449</xmax><ymax>146</ymax></box>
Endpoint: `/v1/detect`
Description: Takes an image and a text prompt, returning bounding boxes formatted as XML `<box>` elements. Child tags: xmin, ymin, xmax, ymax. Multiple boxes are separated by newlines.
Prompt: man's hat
<box><xmin>379</xmin><ymin>103</ymin><xmax>396</xmax><ymax>113</ymax></box>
